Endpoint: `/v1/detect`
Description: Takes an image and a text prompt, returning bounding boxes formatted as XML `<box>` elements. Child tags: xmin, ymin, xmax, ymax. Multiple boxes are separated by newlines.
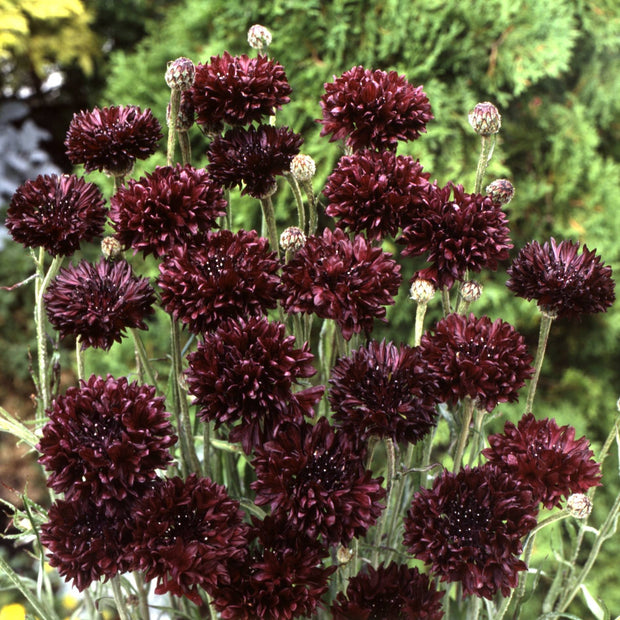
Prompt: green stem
<box><xmin>302</xmin><ymin>179</ymin><xmax>318</xmax><ymax>234</ymax></box>
<box><xmin>474</xmin><ymin>135</ymin><xmax>496</xmax><ymax>195</ymax></box>
<box><xmin>412</xmin><ymin>301</ymin><xmax>429</xmax><ymax>347</ymax></box>
<box><xmin>134</xmin><ymin>572</ymin><xmax>151</xmax><ymax>620</ymax></box>
<box><xmin>178</xmin><ymin>130</ymin><xmax>191</xmax><ymax>165</ymax></box>
<box><xmin>284</xmin><ymin>172</ymin><xmax>305</xmax><ymax>232</ymax></box>
<box><xmin>525</xmin><ymin>311</ymin><xmax>555</xmax><ymax>413</ymax></box>
<box><xmin>372</xmin><ymin>438</ymin><xmax>396</xmax><ymax>566</ymax></box>
<box><xmin>130</xmin><ymin>328</ymin><xmax>159</xmax><ymax>390</ymax></box>
<box><xmin>441</xmin><ymin>285</ymin><xmax>451</xmax><ymax>316</ymax></box>
<box><xmin>467</xmin><ymin>406</ymin><xmax>486</xmax><ymax>466</ymax></box>
<box><xmin>452</xmin><ymin>397</ymin><xmax>474</xmax><ymax>471</ymax></box>
<box><xmin>167</xmin><ymin>88</ymin><xmax>181</xmax><ymax>165</ymax></box>
<box><xmin>260</xmin><ymin>195</ymin><xmax>280</xmax><ymax>259</ymax></box>
<box><xmin>110</xmin><ymin>576</ymin><xmax>131</xmax><ymax>620</ymax></box>
<box><xmin>75</xmin><ymin>338</ymin><xmax>84</xmax><ymax>382</ymax></box>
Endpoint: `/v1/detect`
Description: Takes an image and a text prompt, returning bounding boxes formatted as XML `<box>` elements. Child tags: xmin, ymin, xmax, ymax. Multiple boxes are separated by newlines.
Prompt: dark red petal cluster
<box><xmin>211</xmin><ymin>516</ymin><xmax>335</xmax><ymax>619</ymax></box>
<box><xmin>65</xmin><ymin>105</ymin><xmax>162</xmax><ymax>175</ymax></box>
<box><xmin>329</xmin><ymin>340</ymin><xmax>439</xmax><ymax>445</ymax></box>
<box><xmin>130</xmin><ymin>474</ymin><xmax>249</xmax><ymax>605</ymax></box>
<box><xmin>109</xmin><ymin>164</ymin><xmax>227</xmax><ymax>258</ymax></box>
<box><xmin>280</xmin><ymin>227</ymin><xmax>402</xmax><ymax>340</ymax></box>
<box><xmin>506</xmin><ymin>238</ymin><xmax>615</xmax><ymax>318</ymax></box>
<box><xmin>323</xmin><ymin>150</ymin><xmax>431</xmax><ymax>240</ymax></box>
<box><xmin>251</xmin><ymin>418</ymin><xmax>386</xmax><ymax>546</ymax></box>
<box><xmin>403</xmin><ymin>465</ymin><xmax>538</xmax><ymax>599</ymax></box>
<box><xmin>6</xmin><ymin>174</ymin><xmax>106</xmax><ymax>257</ymax></box>
<box><xmin>190</xmin><ymin>52</ymin><xmax>292</xmax><ymax>132</ymax></box>
<box><xmin>38</xmin><ymin>374</ymin><xmax>176</xmax><ymax>504</ymax></box>
<box><xmin>319</xmin><ymin>65</ymin><xmax>433</xmax><ymax>152</ymax></box>
<box><xmin>158</xmin><ymin>229</ymin><xmax>281</xmax><ymax>334</ymax></box>
<box><xmin>419</xmin><ymin>313</ymin><xmax>534</xmax><ymax>412</ymax></box>
<box><xmin>44</xmin><ymin>258</ymin><xmax>156</xmax><ymax>350</ymax></box>
<box><xmin>331</xmin><ymin>562</ymin><xmax>444</xmax><ymax>620</ymax></box>
<box><xmin>186</xmin><ymin>316</ymin><xmax>324</xmax><ymax>454</ymax></box>
<box><xmin>482</xmin><ymin>413</ymin><xmax>602</xmax><ymax>509</ymax></box>
<box><xmin>40</xmin><ymin>495</ymin><xmax>135</xmax><ymax>591</ymax></box>
<box><xmin>208</xmin><ymin>124</ymin><xmax>303</xmax><ymax>198</ymax></box>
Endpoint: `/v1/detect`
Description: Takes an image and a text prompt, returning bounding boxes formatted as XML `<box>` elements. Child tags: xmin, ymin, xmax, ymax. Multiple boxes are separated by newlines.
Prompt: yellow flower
<box><xmin>0</xmin><ymin>603</ymin><xmax>26</xmax><ymax>620</ymax></box>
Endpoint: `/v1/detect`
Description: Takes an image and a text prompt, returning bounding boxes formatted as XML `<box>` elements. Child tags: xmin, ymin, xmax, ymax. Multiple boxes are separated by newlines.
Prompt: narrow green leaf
<box><xmin>0</xmin><ymin>407</ymin><xmax>39</xmax><ymax>449</ymax></box>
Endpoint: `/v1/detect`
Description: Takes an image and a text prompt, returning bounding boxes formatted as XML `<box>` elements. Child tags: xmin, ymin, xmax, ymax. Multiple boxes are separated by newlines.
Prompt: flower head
<box><xmin>251</xmin><ymin>418</ymin><xmax>386</xmax><ymax>546</ymax></box>
<box><xmin>486</xmin><ymin>178</ymin><xmax>515</xmax><ymax>205</ymax></box>
<box><xmin>165</xmin><ymin>57</ymin><xmax>195</xmax><ymax>91</ymax></box>
<box><xmin>130</xmin><ymin>474</ymin><xmax>249</xmax><ymax>605</ymax></box>
<box><xmin>158</xmin><ymin>229</ymin><xmax>281</xmax><ymax>334</ymax></box>
<box><xmin>482</xmin><ymin>413</ymin><xmax>602</xmax><ymax>509</ymax></box>
<box><xmin>419</xmin><ymin>313</ymin><xmax>533</xmax><ymax>412</ymax></box>
<box><xmin>191</xmin><ymin>53</ymin><xmax>291</xmax><ymax>132</ymax></box>
<box><xmin>329</xmin><ymin>340</ymin><xmax>439</xmax><ymax>445</ymax></box>
<box><xmin>280</xmin><ymin>227</ymin><xmax>402</xmax><ymax>340</ymax></box>
<box><xmin>399</xmin><ymin>182</ymin><xmax>512</xmax><ymax>288</ymax></box>
<box><xmin>208</xmin><ymin>124</ymin><xmax>302</xmax><ymax>198</ymax></box>
<box><xmin>468</xmin><ymin>102</ymin><xmax>502</xmax><ymax>136</ymax></box>
<box><xmin>6</xmin><ymin>174</ymin><xmax>106</xmax><ymax>257</ymax></box>
<box><xmin>247</xmin><ymin>24</ymin><xmax>272</xmax><ymax>51</ymax></box>
<box><xmin>185</xmin><ymin>316</ymin><xmax>324</xmax><ymax>454</ymax></box>
<box><xmin>319</xmin><ymin>65</ymin><xmax>433</xmax><ymax>151</ymax></box>
<box><xmin>290</xmin><ymin>153</ymin><xmax>316</xmax><ymax>182</ymax></box>
<box><xmin>323</xmin><ymin>150</ymin><xmax>431</xmax><ymax>240</ymax></box>
<box><xmin>38</xmin><ymin>375</ymin><xmax>176</xmax><ymax>504</ymax></box>
<box><xmin>331</xmin><ymin>562</ymin><xmax>444</xmax><ymax>620</ymax></box>
<box><xmin>403</xmin><ymin>465</ymin><xmax>538</xmax><ymax>599</ymax></box>
<box><xmin>109</xmin><ymin>164</ymin><xmax>227</xmax><ymax>258</ymax></box>
<box><xmin>44</xmin><ymin>258</ymin><xmax>156</xmax><ymax>350</ymax></box>
<box><xmin>65</xmin><ymin>105</ymin><xmax>162</xmax><ymax>176</ymax></box>
<box><xmin>506</xmin><ymin>238</ymin><xmax>615</xmax><ymax>319</ymax></box>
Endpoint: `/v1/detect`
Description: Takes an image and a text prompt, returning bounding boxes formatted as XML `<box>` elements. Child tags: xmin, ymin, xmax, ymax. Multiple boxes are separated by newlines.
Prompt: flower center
<box><xmin>300</xmin><ymin>448</ymin><xmax>347</xmax><ymax>491</ymax></box>
<box><xmin>444</xmin><ymin>495</ymin><xmax>491</xmax><ymax>547</ymax></box>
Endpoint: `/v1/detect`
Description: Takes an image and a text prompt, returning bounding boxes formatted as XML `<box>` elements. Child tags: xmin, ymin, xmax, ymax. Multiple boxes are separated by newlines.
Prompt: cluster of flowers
<box><xmin>4</xmin><ymin>23</ymin><xmax>615</xmax><ymax>619</ymax></box>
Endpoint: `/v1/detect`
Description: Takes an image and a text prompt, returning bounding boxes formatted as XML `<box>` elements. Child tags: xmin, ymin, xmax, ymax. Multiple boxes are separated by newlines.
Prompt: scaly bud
<box><xmin>468</xmin><ymin>102</ymin><xmax>501</xmax><ymax>136</ymax></box>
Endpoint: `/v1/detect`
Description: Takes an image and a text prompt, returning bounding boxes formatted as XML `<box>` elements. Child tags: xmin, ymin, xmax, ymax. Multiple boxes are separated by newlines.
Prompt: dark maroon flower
<box><xmin>211</xmin><ymin>515</ymin><xmax>335</xmax><ymax>620</ymax></box>
<box><xmin>5</xmin><ymin>174</ymin><xmax>106</xmax><ymax>257</ymax></box>
<box><xmin>319</xmin><ymin>65</ymin><xmax>433</xmax><ymax>151</ymax></box>
<box><xmin>41</xmin><ymin>495</ymin><xmax>135</xmax><ymax>591</ymax></box>
<box><xmin>44</xmin><ymin>258</ymin><xmax>156</xmax><ymax>350</ymax></box>
<box><xmin>323</xmin><ymin>150</ymin><xmax>431</xmax><ymax>240</ymax></box>
<box><xmin>190</xmin><ymin>52</ymin><xmax>292</xmax><ymax>132</ymax></box>
<box><xmin>109</xmin><ymin>164</ymin><xmax>227</xmax><ymax>258</ymax></box>
<box><xmin>403</xmin><ymin>465</ymin><xmax>538</xmax><ymax>599</ymax></box>
<box><xmin>65</xmin><ymin>105</ymin><xmax>162</xmax><ymax>175</ymax></box>
<box><xmin>251</xmin><ymin>418</ymin><xmax>386</xmax><ymax>546</ymax></box>
<box><xmin>331</xmin><ymin>562</ymin><xmax>444</xmax><ymax>620</ymax></box>
<box><xmin>419</xmin><ymin>313</ymin><xmax>534</xmax><ymax>412</ymax></box>
<box><xmin>38</xmin><ymin>374</ymin><xmax>176</xmax><ymax>504</ymax></box>
<box><xmin>399</xmin><ymin>182</ymin><xmax>513</xmax><ymax>289</ymax></box>
<box><xmin>158</xmin><ymin>229</ymin><xmax>280</xmax><ymax>334</ymax></box>
<box><xmin>186</xmin><ymin>316</ymin><xmax>324</xmax><ymax>454</ymax></box>
<box><xmin>482</xmin><ymin>413</ymin><xmax>602</xmax><ymax>509</ymax></box>
<box><xmin>329</xmin><ymin>340</ymin><xmax>439</xmax><ymax>445</ymax></box>
<box><xmin>208</xmin><ymin>124</ymin><xmax>303</xmax><ymax>198</ymax></box>
<box><xmin>130</xmin><ymin>474</ymin><xmax>249</xmax><ymax>605</ymax></box>
<box><xmin>506</xmin><ymin>238</ymin><xmax>615</xmax><ymax>319</ymax></box>
<box><xmin>280</xmin><ymin>227</ymin><xmax>402</xmax><ymax>340</ymax></box>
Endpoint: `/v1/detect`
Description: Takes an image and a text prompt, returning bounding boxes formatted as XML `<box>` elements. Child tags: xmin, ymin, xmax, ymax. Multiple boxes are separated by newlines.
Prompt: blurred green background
<box><xmin>1</xmin><ymin>0</ymin><xmax>619</xmax><ymax>616</ymax></box>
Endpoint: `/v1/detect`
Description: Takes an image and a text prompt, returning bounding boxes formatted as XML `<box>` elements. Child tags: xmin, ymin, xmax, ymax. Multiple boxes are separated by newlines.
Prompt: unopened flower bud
<box><xmin>101</xmin><ymin>236</ymin><xmax>123</xmax><ymax>260</ymax></box>
<box><xmin>566</xmin><ymin>493</ymin><xmax>592</xmax><ymax>519</ymax></box>
<box><xmin>247</xmin><ymin>24</ymin><xmax>272</xmax><ymax>51</ymax></box>
<box><xmin>486</xmin><ymin>179</ymin><xmax>515</xmax><ymax>205</ymax></box>
<box><xmin>336</xmin><ymin>545</ymin><xmax>354</xmax><ymax>565</ymax></box>
<box><xmin>460</xmin><ymin>280</ymin><xmax>483</xmax><ymax>303</ymax></box>
<box><xmin>468</xmin><ymin>102</ymin><xmax>501</xmax><ymax>136</ymax></box>
<box><xmin>165</xmin><ymin>57</ymin><xmax>195</xmax><ymax>91</ymax></box>
<box><xmin>280</xmin><ymin>226</ymin><xmax>306</xmax><ymax>252</ymax></box>
<box><xmin>290</xmin><ymin>154</ymin><xmax>316</xmax><ymax>182</ymax></box>
<box><xmin>409</xmin><ymin>279</ymin><xmax>435</xmax><ymax>304</ymax></box>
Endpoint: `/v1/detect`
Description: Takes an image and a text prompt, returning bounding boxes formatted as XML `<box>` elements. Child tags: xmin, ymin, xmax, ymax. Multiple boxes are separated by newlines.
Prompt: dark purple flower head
<box><xmin>190</xmin><ymin>52</ymin><xmax>292</xmax><ymax>132</ymax></box>
<box><xmin>158</xmin><ymin>229</ymin><xmax>281</xmax><ymax>334</ymax></box>
<box><xmin>280</xmin><ymin>227</ymin><xmax>402</xmax><ymax>340</ymax></box>
<box><xmin>482</xmin><ymin>413</ymin><xmax>602</xmax><ymax>509</ymax></box>
<box><xmin>399</xmin><ymin>182</ymin><xmax>513</xmax><ymax>289</ymax></box>
<box><xmin>44</xmin><ymin>258</ymin><xmax>156</xmax><ymax>350</ymax></box>
<box><xmin>331</xmin><ymin>562</ymin><xmax>444</xmax><ymax>620</ymax></box>
<box><xmin>208</xmin><ymin>124</ymin><xmax>303</xmax><ymax>198</ymax></box>
<box><xmin>323</xmin><ymin>150</ymin><xmax>431</xmax><ymax>240</ymax></box>
<box><xmin>41</xmin><ymin>495</ymin><xmax>135</xmax><ymax>591</ymax></box>
<box><xmin>403</xmin><ymin>465</ymin><xmax>538</xmax><ymax>599</ymax></box>
<box><xmin>6</xmin><ymin>174</ymin><xmax>106</xmax><ymax>257</ymax></box>
<box><xmin>506</xmin><ymin>238</ymin><xmax>615</xmax><ymax>319</ymax></box>
<box><xmin>319</xmin><ymin>65</ymin><xmax>433</xmax><ymax>152</ymax></box>
<box><xmin>329</xmin><ymin>340</ymin><xmax>439</xmax><ymax>445</ymax></box>
<box><xmin>419</xmin><ymin>313</ymin><xmax>534</xmax><ymax>412</ymax></box>
<box><xmin>251</xmin><ymin>418</ymin><xmax>386</xmax><ymax>546</ymax></box>
<box><xmin>130</xmin><ymin>474</ymin><xmax>249</xmax><ymax>605</ymax></box>
<box><xmin>185</xmin><ymin>316</ymin><xmax>324</xmax><ymax>454</ymax></box>
<box><xmin>109</xmin><ymin>164</ymin><xmax>227</xmax><ymax>258</ymax></box>
<box><xmin>65</xmin><ymin>105</ymin><xmax>162</xmax><ymax>175</ymax></box>
<box><xmin>38</xmin><ymin>375</ymin><xmax>176</xmax><ymax>504</ymax></box>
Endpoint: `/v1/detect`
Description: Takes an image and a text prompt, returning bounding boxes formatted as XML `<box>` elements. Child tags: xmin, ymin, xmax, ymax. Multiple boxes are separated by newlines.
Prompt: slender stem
<box><xmin>302</xmin><ymin>179</ymin><xmax>318</xmax><ymax>234</ymax></box>
<box><xmin>134</xmin><ymin>572</ymin><xmax>151</xmax><ymax>620</ymax></box>
<box><xmin>372</xmin><ymin>438</ymin><xmax>396</xmax><ymax>566</ymax></box>
<box><xmin>412</xmin><ymin>301</ymin><xmax>429</xmax><ymax>347</ymax></box>
<box><xmin>467</xmin><ymin>406</ymin><xmax>486</xmax><ymax>466</ymax></box>
<box><xmin>110</xmin><ymin>576</ymin><xmax>131</xmax><ymax>620</ymax></box>
<box><xmin>167</xmin><ymin>88</ymin><xmax>181</xmax><ymax>165</ymax></box>
<box><xmin>452</xmin><ymin>397</ymin><xmax>475</xmax><ymax>471</ymax></box>
<box><xmin>525</xmin><ymin>311</ymin><xmax>555</xmax><ymax>413</ymax></box>
<box><xmin>474</xmin><ymin>135</ymin><xmax>496</xmax><ymax>195</ymax></box>
<box><xmin>178</xmin><ymin>130</ymin><xmax>191</xmax><ymax>165</ymax></box>
<box><xmin>284</xmin><ymin>172</ymin><xmax>305</xmax><ymax>232</ymax></box>
<box><xmin>75</xmin><ymin>338</ymin><xmax>84</xmax><ymax>382</ymax></box>
<box><xmin>130</xmin><ymin>328</ymin><xmax>159</xmax><ymax>390</ymax></box>
<box><xmin>260</xmin><ymin>195</ymin><xmax>280</xmax><ymax>259</ymax></box>
<box><xmin>441</xmin><ymin>285</ymin><xmax>451</xmax><ymax>316</ymax></box>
